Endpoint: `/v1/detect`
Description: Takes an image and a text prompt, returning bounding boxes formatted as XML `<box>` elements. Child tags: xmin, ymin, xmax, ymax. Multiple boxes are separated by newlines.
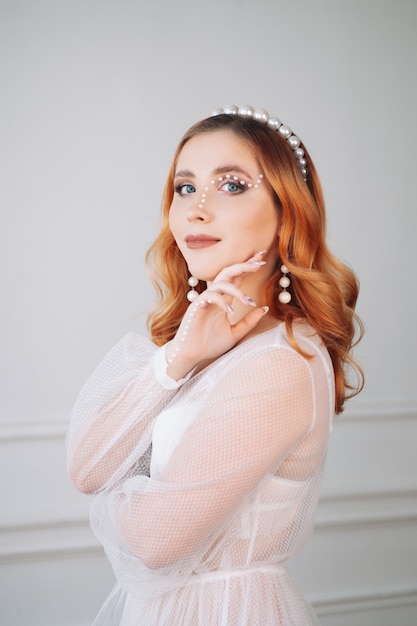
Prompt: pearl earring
<box><xmin>187</xmin><ymin>276</ymin><xmax>199</xmax><ymax>302</ymax></box>
<box><xmin>278</xmin><ymin>264</ymin><xmax>291</xmax><ymax>304</ymax></box>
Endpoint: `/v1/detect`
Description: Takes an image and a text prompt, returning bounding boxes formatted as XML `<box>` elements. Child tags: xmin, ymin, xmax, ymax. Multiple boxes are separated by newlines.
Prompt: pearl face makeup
<box><xmin>195</xmin><ymin>174</ymin><xmax>264</xmax><ymax>211</ymax></box>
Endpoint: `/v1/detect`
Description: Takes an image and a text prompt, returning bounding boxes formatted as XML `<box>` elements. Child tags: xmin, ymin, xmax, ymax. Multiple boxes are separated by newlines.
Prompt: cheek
<box><xmin>243</xmin><ymin>204</ymin><xmax>280</xmax><ymax>237</ymax></box>
<box><xmin>168</xmin><ymin>208</ymin><xmax>188</xmax><ymax>256</ymax></box>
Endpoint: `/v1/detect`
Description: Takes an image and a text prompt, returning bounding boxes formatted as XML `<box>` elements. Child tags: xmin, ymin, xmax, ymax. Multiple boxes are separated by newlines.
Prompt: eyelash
<box><xmin>174</xmin><ymin>179</ymin><xmax>246</xmax><ymax>196</ymax></box>
<box><xmin>174</xmin><ymin>183</ymin><xmax>196</xmax><ymax>196</ymax></box>
<box><xmin>221</xmin><ymin>181</ymin><xmax>245</xmax><ymax>194</ymax></box>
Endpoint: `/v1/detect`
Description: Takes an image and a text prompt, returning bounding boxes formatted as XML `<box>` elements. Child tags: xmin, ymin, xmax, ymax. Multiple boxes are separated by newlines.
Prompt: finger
<box><xmin>231</xmin><ymin>306</ymin><xmax>269</xmax><ymax>342</ymax></box>
<box><xmin>213</xmin><ymin>250</ymin><xmax>267</xmax><ymax>283</ymax></box>
<box><xmin>188</xmin><ymin>291</ymin><xmax>235</xmax><ymax>315</ymax></box>
<box><xmin>245</xmin><ymin>249</ymin><xmax>267</xmax><ymax>263</ymax></box>
<box><xmin>206</xmin><ymin>281</ymin><xmax>258</xmax><ymax>307</ymax></box>
<box><xmin>213</xmin><ymin>259</ymin><xmax>266</xmax><ymax>284</ymax></box>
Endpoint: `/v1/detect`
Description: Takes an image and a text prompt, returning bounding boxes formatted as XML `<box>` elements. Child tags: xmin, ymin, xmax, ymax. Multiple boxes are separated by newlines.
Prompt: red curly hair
<box><xmin>146</xmin><ymin>114</ymin><xmax>364</xmax><ymax>413</ymax></box>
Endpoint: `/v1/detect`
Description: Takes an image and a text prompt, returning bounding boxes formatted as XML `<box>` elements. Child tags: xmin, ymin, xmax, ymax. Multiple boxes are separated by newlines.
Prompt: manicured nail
<box><xmin>227</xmin><ymin>305</ymin><xmax>235</xmax><ymax>314</ymax></box>
<box><xmin>262</xmin><ymin>306</ymin><xmax>269</xmax><ymax>314</ymax></box>
<box><xmin>250</xmin><ymin>260</ymin><xmax>267</xmax><ymax>266</ymax></box>
<box><xmin>255</xmin><ymin>249</ymin><xmax>267</xmax><ymax>256</ymax></box>
<box><xmin>245</xmin><ymin>296</ymin><xmax>257</xmax><ymax>307</ymax></box>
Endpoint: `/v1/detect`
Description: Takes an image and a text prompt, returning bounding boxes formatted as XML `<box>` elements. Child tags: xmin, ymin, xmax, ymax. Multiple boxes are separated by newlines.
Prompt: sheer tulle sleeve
<box><xmin>87</xmin><ymin>343</ymin><xmax>326</xmax><ymax>598</ymax></box>
<box><xmin>66</xmin><ymin>333</ymin><xmax>187</xmax><ymax>494</ymax></box>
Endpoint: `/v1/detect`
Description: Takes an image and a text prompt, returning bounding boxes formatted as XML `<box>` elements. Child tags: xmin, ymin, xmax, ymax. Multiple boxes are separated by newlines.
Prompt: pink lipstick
<box><xmin>185</xmin><ymin>234</ymin><xmax>220</xmax><ymax>249</ymax></box>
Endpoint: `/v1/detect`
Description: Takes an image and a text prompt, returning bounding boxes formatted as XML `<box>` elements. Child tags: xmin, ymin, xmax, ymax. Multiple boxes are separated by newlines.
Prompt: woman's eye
<box><xmin>175</xmin><ymin>183</ymin><xmax>196</xmax><ymax>196</ymax></box>
<box><xmin>221</xmin><ymin>181</ymin><xmax>244</xmax><ymax>194</ymax></box>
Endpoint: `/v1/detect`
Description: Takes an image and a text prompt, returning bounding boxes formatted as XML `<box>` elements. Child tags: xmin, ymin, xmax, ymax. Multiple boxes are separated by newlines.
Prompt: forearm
<box><xmin>67</xmin><ymin>334</ymin><xmax>181</xmax><ymax>493</ymax></box>
<box><xmin>67</xmin><ymin>379</ymin><xmax>171</xmax><ymax>493</ymax></box>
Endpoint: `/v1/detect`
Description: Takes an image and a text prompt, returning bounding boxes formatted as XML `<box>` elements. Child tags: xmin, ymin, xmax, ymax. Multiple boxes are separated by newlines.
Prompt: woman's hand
<box><xmin>165</xmin><ymin>251</ymin><xmax>269</xmax><ymax>381</ymax></box>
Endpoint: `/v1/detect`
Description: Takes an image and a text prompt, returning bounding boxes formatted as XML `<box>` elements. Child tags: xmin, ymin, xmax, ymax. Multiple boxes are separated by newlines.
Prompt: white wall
<box><xmin>1</xmin><ymin>1</ymin><xmax>416</xmax><ymax>624</ymax></box>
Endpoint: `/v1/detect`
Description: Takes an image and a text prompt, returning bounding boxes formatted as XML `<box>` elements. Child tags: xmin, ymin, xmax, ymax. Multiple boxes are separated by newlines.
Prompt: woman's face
<box><xmin>169</xmin><ymin>129</ymin><xmax>280</xmax><ymax>283</ymax></box>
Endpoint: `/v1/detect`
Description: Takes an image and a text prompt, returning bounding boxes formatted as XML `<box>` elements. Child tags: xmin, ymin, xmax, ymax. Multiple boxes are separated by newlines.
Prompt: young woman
<box><xmin>67</xmin><ymin>105</ymin><xmax>363</xmax><ymax>625</ymax></box>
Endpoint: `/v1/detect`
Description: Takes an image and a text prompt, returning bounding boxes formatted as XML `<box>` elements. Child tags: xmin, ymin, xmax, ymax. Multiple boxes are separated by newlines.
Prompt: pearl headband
<box><xmin>210</xmin><ymin>105</ymin><xmax>308</xmax><ymax>181</ymax></box>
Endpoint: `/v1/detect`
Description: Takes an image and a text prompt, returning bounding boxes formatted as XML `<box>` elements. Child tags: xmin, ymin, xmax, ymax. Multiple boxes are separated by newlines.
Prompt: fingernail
<box><xmin>245</xmin><ymin>296</ymin><xmax>257</xmax><ymax>307</ymax></box>
<box><xmin>250</xmin><ymin>260</ymin><xmax>267</xmax><ymax>266</ymax></box>
<box><xmin>227</xmin><ymin>305</ymin><xmax>235</xmax><ymax>314</ymax></box>
<box><xmin>262</xmin><ymin>305</ymin><xmax>269</xmax><ymax>314</ymax></box>
<box><xmin>255</xmin><ymin>249</ymin><xmax>267</xmax><ymax>256</ymax></box>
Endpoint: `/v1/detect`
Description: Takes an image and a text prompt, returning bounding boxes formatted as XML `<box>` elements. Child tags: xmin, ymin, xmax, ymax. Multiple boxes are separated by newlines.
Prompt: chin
<box><xmin>193</xmin><ymin>273</ymin><xmax>216</xmax><ymax>284</ymax></box>
<box><xmin>186</xmin><ymin>263</ymin><xmax>221</xmax><ymax>284</ymax></box>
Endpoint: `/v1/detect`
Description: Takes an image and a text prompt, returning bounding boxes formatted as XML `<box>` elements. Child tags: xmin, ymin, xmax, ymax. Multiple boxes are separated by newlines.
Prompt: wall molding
<box><xmin>2</xmin><ymin>519</ymin><xmax>416</xmax><ymax>622</ymax></box>
<box><xmin>1</xmin><ymin>397</ymin><xmax>415</xmax><ymax>442</ymax></box>
<box><xmin>341</xmin><ymin>398</ymin><xmax>417</xmax><ymax>422</ymax></box>
<box><xmin>1</xmin><ymin>487</ymin><xmax>416</xmax><ymax>562</ymax></box>
<box><xmin>2</xmin><ymin>520</ymin><xmax>416</xmax><ymax>621</ymax></box>
<box><xmin>315</xmin><ymin>488</ymin><xmax>417</xmax><ymax>530</ymax></box>
<box><xmin>313</xmin><ymin>585</ymin><xmax>417</xmax><ymax>616</ymax></box>
<box><xmin>0</xmin><ymin>418</ymin><xmax>68</xmax><ymax>441</ymax></box>
<box><xmin>1</xmin><ymin>398</ymin><xmax>416</xmax><ymax>558</ymax></box>
<box><xmin>0</xmin><ymin>518</ymin><xmax>101</xmax><ymax>563</ymax></box>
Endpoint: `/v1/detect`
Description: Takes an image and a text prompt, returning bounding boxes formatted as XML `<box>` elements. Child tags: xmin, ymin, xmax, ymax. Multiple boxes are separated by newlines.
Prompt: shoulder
<box><xmin>212</xmin><ymin>324</ymin><xmax>311</xmax><ymax>391</ymax></box>
<box><xmin>207</xmin><ymin>321</ymin><xmax>333</xmax><ymax>403</ymax></box>
<box><xmin>234</xmin><ymin>321</ymin><xmax>329</xmax><ymax>368</ymax></box>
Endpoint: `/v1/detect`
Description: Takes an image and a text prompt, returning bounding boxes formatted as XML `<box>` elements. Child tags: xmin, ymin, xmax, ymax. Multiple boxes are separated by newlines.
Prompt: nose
<box><xmin>187</xmin><ymin>192</ymin><xmax>211</xmax><ymax>222</ymax></box>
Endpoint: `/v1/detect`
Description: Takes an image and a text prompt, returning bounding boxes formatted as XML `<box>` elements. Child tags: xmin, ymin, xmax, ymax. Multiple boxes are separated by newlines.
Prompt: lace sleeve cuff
<box><xmin>154</xmin><ymin>344</ymin><xmax>196</xmax><ymax>390</ymax></box>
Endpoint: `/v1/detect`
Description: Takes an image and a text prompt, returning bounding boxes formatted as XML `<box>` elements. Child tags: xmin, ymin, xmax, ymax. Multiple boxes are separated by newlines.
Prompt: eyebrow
<box><xmin>174</xmin><ymin>164</ymin><xmax>254</xmax><ymax>180</ymax></box>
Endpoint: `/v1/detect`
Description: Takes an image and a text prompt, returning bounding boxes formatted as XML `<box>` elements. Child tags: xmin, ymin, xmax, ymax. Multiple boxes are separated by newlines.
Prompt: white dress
<box><xmin>67</xmin><ymin>321</ymin><xmax>334</xmax><ymax>625</ymax></box>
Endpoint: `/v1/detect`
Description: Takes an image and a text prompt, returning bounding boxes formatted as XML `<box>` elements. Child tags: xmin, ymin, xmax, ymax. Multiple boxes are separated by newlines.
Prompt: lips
<box><xmin>185</xmin><ymin>234</ymin><xmax>221</xmax><ymax>249</ymax></box>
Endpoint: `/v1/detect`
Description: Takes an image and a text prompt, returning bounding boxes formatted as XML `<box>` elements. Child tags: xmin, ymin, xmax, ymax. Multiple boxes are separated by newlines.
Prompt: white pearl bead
<box><xmin>279</xmin><ymin>276</ymin><xmax>290</xmax><ymax>288</ymax></box>
<box><xmin>253</xmin><ymin>109</ymin><xmax>269</xmax><ymax>124</ymax></box>
<box><xmin>288</xmin><ymin>135</ymin><xmax>301</xmax><ymax>149</ymax></box>
<box><xmin>188</xmin><ymin>276</ymin><xmax>198</xmax><ymax>287</ymax></box>
<box><xmin>238</xmin><ymin>105</ymin><xmax>254</xmax><ymax>118</ymax></box>
<box><xmin>295</xmin><ymin>147</ymin><xmax>304</xmax><ymax>158</ymax></box>
<box><xmin>187</xmin><ymin>290</ymin><xmax>198</xmax><ymax>302</ymax></box>
<box><xmin>224</xmin><ymin>105</ymin><xmax>238</xmax><ymax>115</ymax></box>
<box><xmin>280</xmin><ymin>264</ymin><xmax>289</xmax><ymax>274</ymax></box>
<box><xmin>278</xmin><ymin>125</ymin><xmax>291</xmax><ymax>138</ymax></box>
<box><xmin>267</xmin><ymin>116</ymin><xmax>281</xmax><ymax>130</ymax></box>
<box><xmin>278</xmin><ymin>291</ymin><xmax>292</xmax><ymax>304</ymax></box>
